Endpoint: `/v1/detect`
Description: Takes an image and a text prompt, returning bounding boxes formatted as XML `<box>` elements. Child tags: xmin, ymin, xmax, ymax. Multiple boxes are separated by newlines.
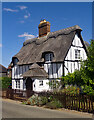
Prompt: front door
<box><xmin>26</xmin><ymin>77</ymin><xmax>33</xmax><ymax>90</ymax></box>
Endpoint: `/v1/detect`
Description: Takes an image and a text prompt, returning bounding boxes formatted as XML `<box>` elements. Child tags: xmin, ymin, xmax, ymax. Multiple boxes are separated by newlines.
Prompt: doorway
<box><xmin>26</xmin><ymin>77</ymin><xmax>33</xmax><ymax>90</ymax></box>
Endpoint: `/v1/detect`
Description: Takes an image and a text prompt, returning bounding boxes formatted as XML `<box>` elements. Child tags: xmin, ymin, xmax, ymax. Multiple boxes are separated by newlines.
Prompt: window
<box><xmin>45</xmin><ymin>53</ymin><xmax>53</xmax><ymax>62</ymax></box>
<box><xmin>75</xmin><ymin>49</ymin><xmax>80</xmax><ymax>59</ymax></box>
<box><xmin>39</xmin><ymin>80</ymin><xmax>43</xmax><ymax>86</ymax></box>
<box><xmin>13</xmin><ymin>58</ymin><xmax>18</xmax><ymax>66</ymax></box>
<box><xmin>16</xmin><ymin>80</ymin><xmax>20</xmax><ymax>89</ymax></box>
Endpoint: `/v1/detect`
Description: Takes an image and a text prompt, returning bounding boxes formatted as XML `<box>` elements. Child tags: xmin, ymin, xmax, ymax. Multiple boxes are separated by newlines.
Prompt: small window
<box><xmin>39</xmin><ymin>80</ymin><xmax>43</xmax><ymax>86</ymax></box>
<box><xmin>16</xmin><ymin>80</ymin><xmax>20</xmax><ymax>89</ymax></box>
<box><xmin>45</xmin><ymin>53</ymin><xmax>53</xmax><ymax>62</ymax></box>
<box><xmin>75</xmin><ymin>49</ymin><xmax>80</xmax><ymax>59</ymax></box>
<box><xmin>13</xmin><ymin>58</ymin><xmax>18</xmax><ymax>66</ymax></box>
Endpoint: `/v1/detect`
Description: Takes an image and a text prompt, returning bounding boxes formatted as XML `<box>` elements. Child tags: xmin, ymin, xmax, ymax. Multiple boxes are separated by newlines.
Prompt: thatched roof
<box><xmin>22</xmin><ymin>63</ymin><xmax>48</xmax><ymax>78</ymax></box>
<box><xmin>13</xmin><ymin>25</ymin><xmax>83</xmax><ymax>65</ymax></box>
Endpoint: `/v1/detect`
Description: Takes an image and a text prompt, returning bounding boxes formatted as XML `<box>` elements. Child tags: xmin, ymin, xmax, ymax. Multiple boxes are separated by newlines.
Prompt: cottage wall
<box><xmin>64</xmin><ymin>34</ymin><xmax>87</xmax><ymax>75</ymax></box>
<box><xmin>12</xmin><ymin>33</ymin><xmax>87</xmax><ymax>91</ymax></box>
<box><xmin>12</xmin><ymin>65</ymin><xmax>30</xmax><ymax>90</ymax></box>
<box><xmin>44</xmin><ymin>34</ymin><xmax>87</xmax><ymax>77</ymax></box>
<box><xmin>33</xmin><ymin>78</ymin><xmax>50</xmax><ymax>92</ymax></box>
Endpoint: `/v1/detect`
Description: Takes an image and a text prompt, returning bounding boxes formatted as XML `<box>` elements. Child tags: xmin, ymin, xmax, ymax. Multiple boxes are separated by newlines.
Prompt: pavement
<box><xmin>2</xmin><ymin>98</ymin><xmax>93</xmax><ymax>119</ymax></box>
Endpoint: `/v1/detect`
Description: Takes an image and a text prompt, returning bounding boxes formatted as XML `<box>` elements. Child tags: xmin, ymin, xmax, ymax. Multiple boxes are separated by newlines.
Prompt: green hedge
<box><xmin>0</xmin><ymin>77</ymin><xmax>12</xmax><ymax>89</ymax></box>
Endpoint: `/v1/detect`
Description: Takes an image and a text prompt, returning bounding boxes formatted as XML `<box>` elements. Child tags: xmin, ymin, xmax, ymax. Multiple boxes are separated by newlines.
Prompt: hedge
<box><xmin>0</xmin><ymin>77</ymin><xmax>12</xmax><ymax>89</ymax></box>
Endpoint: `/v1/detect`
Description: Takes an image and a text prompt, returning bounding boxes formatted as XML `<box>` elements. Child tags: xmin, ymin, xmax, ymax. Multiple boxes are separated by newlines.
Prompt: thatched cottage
<box><xmin>11</xmin><ymin>19</ymin><xmax>87</xmax><ymax>92</ymax></box>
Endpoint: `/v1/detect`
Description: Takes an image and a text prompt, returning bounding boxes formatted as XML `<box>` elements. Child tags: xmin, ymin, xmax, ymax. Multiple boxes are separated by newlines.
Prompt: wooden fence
<box><xmin>2</xmin><ymin>89</ymin><xmax>94</xmax><ymax>114</ymax></box>
<box><xmin>37</xmin><ymin>91</ymin><xmax>94</xmax><ymax>114</ymax></box>
<box><xmin>2</xmin><ymin>88</ymin><xmax>34</xmax><ymax>101</ymax></box>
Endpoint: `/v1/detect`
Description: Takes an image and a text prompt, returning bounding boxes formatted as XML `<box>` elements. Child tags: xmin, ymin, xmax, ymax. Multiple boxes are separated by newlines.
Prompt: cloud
<box><xmin>19</xmin><ymin>21</ymin><xmax>25</xmax><ymax>23</ymax></box>
<box><xmin>17</xmin><ymin>6</ymin><xmax>27</xmax><ymax>10</ymax></box>
<box><xmin>18</xmin><ymin>32</ymin><xmax>35</xmax><ymax>40</ymax></box>
<box><xmin>0</xmin><ymin>44</ymin><xmax>2</xmax><ymax>47</ymax></box>
<box><xmin>3</xmin><ymin>8</ymin><xmax>18</xmax><ymax>12</ymax></box>
<box><xmin>24</xmin><ymin>13</ymin><xmax>30</xmax><ymax>19</ymax></box>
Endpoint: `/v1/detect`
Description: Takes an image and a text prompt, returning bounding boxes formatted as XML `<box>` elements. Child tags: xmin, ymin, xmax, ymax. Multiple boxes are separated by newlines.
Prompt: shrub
<box><xmin>46</xmin><ymin>99</ymin><xmax>63</xmax><ymax>109</ymax></box>
<box><xmin>26</xmin><ymin>94</ymin><xmax>48</xmax><ymax>106</ymax></box>
<box><xmin>39</xmin><ymin>96</ymin><xmax>48</xmax><ymax>105</ymax></box>
<box><xmin>48</xmin><ymin>95</ymin><xmax>53</xmax><ymax>102</ymax></box>
<box><xmin>61</xmin><ymin>85</ymin><xmax>80</xmax><ymax>95</ymax></box>
<box><xmin>81</xmin><ymin>85</ymin><xmax>94</xmax><ymax>95</ymax></box>
<box><xmin>61</xmin><ymin>70</ymin><xmax>83</xmax><ymax>87</ymax></box>
<box><xmin>0</xmin><ymin>77</ymin><xmax>12</xmax><ymax>89</ymax></box>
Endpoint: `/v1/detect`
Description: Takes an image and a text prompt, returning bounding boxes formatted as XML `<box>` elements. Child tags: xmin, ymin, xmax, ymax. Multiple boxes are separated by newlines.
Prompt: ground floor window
<box><xmin>16</xmin><ymin>80</ymin><xmax>20</xmax><ymax>89</ymax></box>
<box><xmin>39</xmin><ymin>80</ymin><xmax>43</xmax><ymax>86</ymax></box>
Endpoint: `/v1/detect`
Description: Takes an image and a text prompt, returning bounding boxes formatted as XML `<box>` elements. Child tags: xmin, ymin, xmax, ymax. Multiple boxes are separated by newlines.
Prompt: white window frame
<box><xmin>16</xmin><ymin>80</ymin><xmax>20</xmax><ymax>89</ymax></box>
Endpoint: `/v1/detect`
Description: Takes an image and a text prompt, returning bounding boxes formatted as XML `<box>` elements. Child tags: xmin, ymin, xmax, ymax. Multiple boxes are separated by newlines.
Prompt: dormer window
<box><xmin>44</xmin><ymin>53</ymin><xmax>53</xmax><ymax>62</ymax></box>
<box><xmin>12</xmin><ymin>57</ymin><xmax>18</xmax><ymax>66</ymax></box>
<box><xmin>42</xmin><ymin>52</ymin><xmax>54</xmax><ymax>63</ymax></box>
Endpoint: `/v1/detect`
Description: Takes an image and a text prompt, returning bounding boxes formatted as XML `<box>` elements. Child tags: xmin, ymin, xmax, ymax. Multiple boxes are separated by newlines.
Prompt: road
<box><xmin>2</xmin><ymin>99</ymin><xmax>93</xmax><ymax>118</ymax></box>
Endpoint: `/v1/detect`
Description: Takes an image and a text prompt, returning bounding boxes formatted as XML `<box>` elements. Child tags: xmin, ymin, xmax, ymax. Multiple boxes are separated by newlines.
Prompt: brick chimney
<box><xmin>38</xmin><ymin>19</ymin><xmax>50</xmax><ymax>37</ymax></box>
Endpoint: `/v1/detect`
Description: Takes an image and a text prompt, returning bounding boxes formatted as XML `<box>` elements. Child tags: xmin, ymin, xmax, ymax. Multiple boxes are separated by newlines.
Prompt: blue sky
<box><xmin>2</xmin><ymin>2</ymin><xmax>92</xmax><ymax>67</ymax></box>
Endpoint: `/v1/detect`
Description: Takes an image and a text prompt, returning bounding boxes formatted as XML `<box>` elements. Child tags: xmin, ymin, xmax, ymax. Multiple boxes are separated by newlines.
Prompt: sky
<box><xmin>1</xmin><ymin>2</ymin><xmax>92</xmax><ymax>68</ymax></box>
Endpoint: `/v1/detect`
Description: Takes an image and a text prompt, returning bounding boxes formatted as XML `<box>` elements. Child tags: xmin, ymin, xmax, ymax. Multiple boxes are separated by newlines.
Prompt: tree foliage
<box><xmin>80</xmin><ymin>40</ymin><xmax>94</xmax><ymax>94</ymax></box>
<box><xmin>0</xmin><ymin>77</ymin><xmax>12</xmax><ymax>89</ymax></box>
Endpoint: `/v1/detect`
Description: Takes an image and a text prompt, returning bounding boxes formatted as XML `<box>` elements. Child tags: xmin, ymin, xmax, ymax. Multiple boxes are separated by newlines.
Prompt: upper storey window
<box><xmin>45</xmin><ymin>53</ymin><xmax>53</xmax><ymax>62</ymax></box>
<box><xmin>12</xmin><ymin>57</ymin><xmax>18</xmax><ymax>66</ymax></box>
<box><xmin>42</xmin><ymin>52</ymin><xmax>54</xmax><ymax>63</ymax></box>
<box><xmin>75</xmin><ymin>49</ymin><xmax>80</xmax><ymax>59</ymax></box>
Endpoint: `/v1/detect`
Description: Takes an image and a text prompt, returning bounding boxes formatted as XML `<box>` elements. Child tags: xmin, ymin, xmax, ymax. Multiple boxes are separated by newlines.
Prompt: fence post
<box><xmin>91</xmin><ymin>95</ymin><xmax>94</xmax><ymax>113</ymax></box>
<box><xmin>6</xmin><ymin>88</ymin><xmax>9</xmax><ymax>98</ymax></box>
<box><xmin>10</xmin><ymin>89</ymin><xmax>14</xmax><ymax>99</ymax></box>
<box><xmin>71</xmin><ymin>94</ymin><xmax>74</xmax><ymax>110</ymax></box>
<box><xmin>64</xmin><ymin>92</ymin><xmax>66</xmax><ymax>108</ymax></box>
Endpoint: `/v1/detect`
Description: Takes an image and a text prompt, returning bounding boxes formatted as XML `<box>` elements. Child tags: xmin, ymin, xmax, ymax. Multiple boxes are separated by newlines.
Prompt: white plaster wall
<box><xmin>12</xmin><ymin>64</ymin><xmax>30</xmax><ymax>90</ymax></box>
<box><xmin>72</xmin><ymin>34</ymin><xmax>83</xmax><ymax>47</ymax></box>
<box><xmin>12</xmin><ymin>65</ymin><xmax>29</xmax><ymax>79</ymax></box>
<box><xmin>58</xmin><ymin>63</ymin><xmax>63</xmax><ymax>78</ymax></box>
<box><xmin>44</xmin><ymin>64</ymin><xmax>48</xmax><ymax>73</ymax></box>
<box><xmin>64</xmin><ymin>61</ymin><xmax>68</xmax><ymax>76</ymax></box>
<box><xmin>53</xmin><ymin>63</ymin><xmax>57</xmax><ymax>78</ymax></box>
<box><xmin>23</xmin><ymin>79</ymin><xmax>26</xmax><ymax>90</ymax></box>
<box><xmin>12</xmin><ymin>67</ymin><xmax>14</xmax><ymax>79</ymax></box>
<box><xmin>12</xmin><ymin>80</ymin><xmax>15</xmax><ymax>89</ymax></box>
<box><xmin>44</xmin><ymin>63</ymin><xmax>63</xmax><ymax>79</ymax></box>
<box><xmin>19</xmin><ymin>66</ymin><xmax>23</xmax><ymax>78</ymax></box>
<box><xmin>33</xmin><ymin>79</ymin><xmax>50</xmax><ymax>92</ymax></box>
<box><xmin>48</xmin><ymin>64</ymin><xmax>53</xmax><ymax>78</ymax></box>
<box><xmin>64</xmin><ymin>34</ymin><xmax>87</xmax><ymax>75</ymax></box>
<box><xmin>65</xmin><ymin>34</ymin><xmax>87</xmax><ymax>61</ymax></box>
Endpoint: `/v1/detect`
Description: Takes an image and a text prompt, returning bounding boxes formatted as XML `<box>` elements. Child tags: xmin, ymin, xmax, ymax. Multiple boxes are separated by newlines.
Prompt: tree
<box><xmin>80</xmin><ymin>40</ymin><xmax>94</xmax><ymax>94</ymax></box>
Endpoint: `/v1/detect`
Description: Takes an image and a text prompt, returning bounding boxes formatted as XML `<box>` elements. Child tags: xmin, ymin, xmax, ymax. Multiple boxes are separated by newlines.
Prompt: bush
<box><xmin>61</xmin><ymin>85</ymin><xmax>80</xmax><ymax>95</ymax></box>
<box><xmin>46</xmin><ymin>99</ymin><xmax>63</xmax><ymax>109</ymax></box>
<box><xmin>40</xmin><ymin>96</ymin><xmax>48</xmax><ymax>105</ymax></box>
<box><xmin>0</xmin><ymin>77</ymin><xmax>12</xmax><ymax>89</ymax></box>
<box><xmin>26</xmin><ymin>94</ymin><xmax>48</xmax><ymax>106</ymax></box>
<box><xmin>61</xmin><ymin>70</ymin><xmax>83</xmax><ymax>87</ymax></box>
<box><xmin>81</xmin><ymin>85</ymin><xmax>94</xmax><ymax>95</ymax></box>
